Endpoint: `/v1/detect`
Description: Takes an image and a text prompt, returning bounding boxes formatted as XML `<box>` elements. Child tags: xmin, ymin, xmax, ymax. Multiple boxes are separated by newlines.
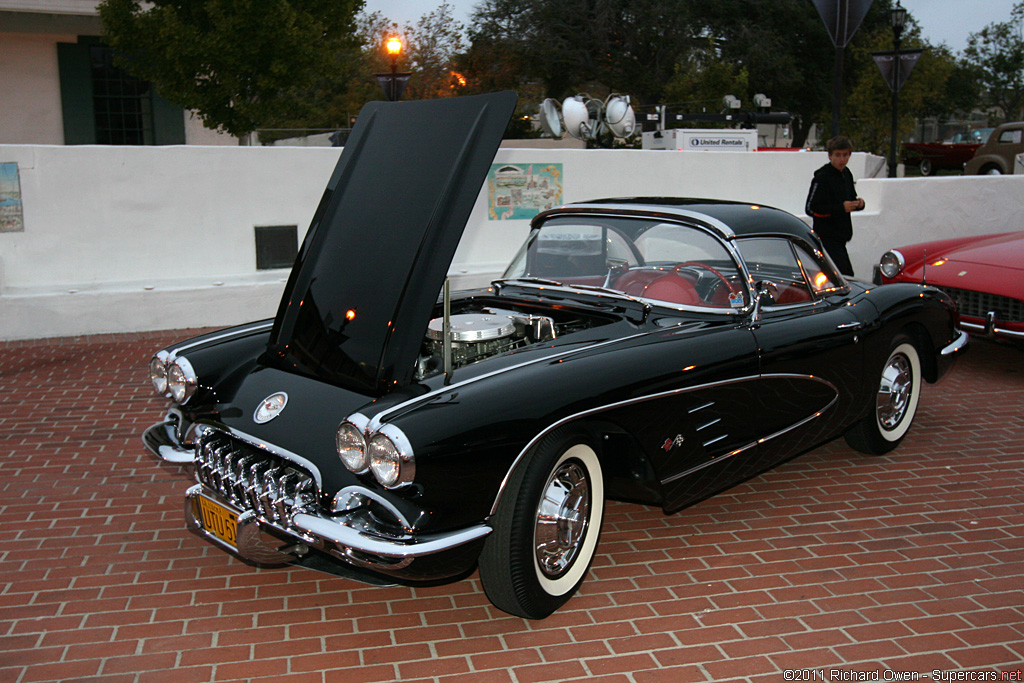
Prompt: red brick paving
<box><xmin>1</xmin><ymin>329</ymin><xmax>1022</xmax><ymax>683</ymax></box>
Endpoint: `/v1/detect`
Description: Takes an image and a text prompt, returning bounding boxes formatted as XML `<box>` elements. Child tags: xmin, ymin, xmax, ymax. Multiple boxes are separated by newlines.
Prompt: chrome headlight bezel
<box><xmin>879</xmin><ymin>250</ymin><xmax>906</xmax><ymax>279</ymax></box>
<box><xmin>149</xmin><ymin>350</ymin><xmax>171</xmax><ymax>396</ymax></box>
<box><xmin>367</xmin><ymin>424</ymin><xmax>415</xmax><ymax>489</ymax></box>
<box><xmin>167</xmin><ymin>356</ymin><xmax>198</xmax><ymax>404</ymax></box>
<box><xmin>336</xmin><ymin>420</ymin><xmax>369</xmax><ymax>473</ymax></box>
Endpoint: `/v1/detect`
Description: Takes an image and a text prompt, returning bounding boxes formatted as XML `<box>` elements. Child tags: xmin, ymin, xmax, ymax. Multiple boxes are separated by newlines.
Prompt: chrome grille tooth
<box><xmin>261</xmin><ymin>467</ymin><xmax>283</xmax><ymax>521</ymax></box>
<box><xmin>276</xmin><ymin>472</ymin><xmax>299</xmax><ymax>524</ymax></box>
<box><xmin>292</xmin><ymin>477</ymin><xmax>315</xmax><ymax>512</ymax></box>
<box><xmin>233</xmin><ymin>454</ymin><xmax>259</xmax><ymax>503</ymax></box>
<box><xmin>195</xmin><ymin>429</ymin><xmax>316</xmax><ymax>527</ymax></box>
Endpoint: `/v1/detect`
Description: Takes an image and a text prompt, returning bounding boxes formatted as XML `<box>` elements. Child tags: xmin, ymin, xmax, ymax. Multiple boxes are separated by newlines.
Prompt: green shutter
<box><xmin>152</xmin><ymin>92</ymin><xmax>186</xmax><ymax>145</ymax></box>
<box><xmin>57</xmin><ymin>42</ymin><xmax>96</xmax><ymax>145</ymax></box>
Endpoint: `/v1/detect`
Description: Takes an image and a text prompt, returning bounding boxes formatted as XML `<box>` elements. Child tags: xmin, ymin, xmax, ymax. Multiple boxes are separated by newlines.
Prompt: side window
<box><xmin>793</xmin><ymin>242</ymin><xmax>842</xmax><ymax>294</ymax></box>
<box><xmin>998</xmin><ymin>128</ymin><xmax>1022</xmax><ymax>144</ymax></box>
<box><xmin>606</xmin><ymin>228</ymin><xmax>639</xmax><ymax>267</ymax></box>
<box><xmin>736</xmin><ymin>238</ymin><xmax>813</xmax><ymax>305</ymax></box>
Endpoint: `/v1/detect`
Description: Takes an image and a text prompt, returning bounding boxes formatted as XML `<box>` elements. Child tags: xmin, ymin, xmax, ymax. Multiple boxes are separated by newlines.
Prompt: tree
<box><xmin>664</xmin><ymin>38</ymin><xmax>750</xmax><ymax>115</ymax></box>
<box><xmin>693</xmin><ymin>0</ymin><xmax>904</xmax><ymax>148</ymax></box>
<box><xmin>466</xmin><ymin>0</ymin><xmax>699</xmax><ymax>104</ymax></box>
<box><xmin>98</xmin><ymin>0</ymin><xmax>363</xmax><ymax>139</ymax></box>
<box><xmin>404</xmin><ymin>4</ymin><xmax>468</xmax><ymax>100</ymax></box>
<box><xmin>842</xmin><ymin>23</ymin><xmax>958</xmax><ymax>156</ymax></box>
<box><xmin>963</xmin><ymin>1</ymin><xmax>1024</xmax><ymax>122</ymax></box>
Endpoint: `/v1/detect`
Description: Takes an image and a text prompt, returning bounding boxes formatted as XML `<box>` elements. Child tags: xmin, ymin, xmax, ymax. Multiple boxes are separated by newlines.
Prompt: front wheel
<box><xmin>479</xmin><ymin>428</ymin><xmax>604</xmax><ymax>619</ymax></box>
<box><xmin>845</xmin><ymin>335</ymin><xmax>922</xmax><ymax>455</ymax></box>
<box><xmin>919</xmin><ymin>159</ymin><xmax>933</xmax><ymax>176</ymax></box>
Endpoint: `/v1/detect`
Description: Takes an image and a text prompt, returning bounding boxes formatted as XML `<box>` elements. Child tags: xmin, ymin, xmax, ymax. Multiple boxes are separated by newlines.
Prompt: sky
<box><xmin>362</xmin><ymin>0</ymin><xmax>1019</xmax><ymax>54</ymax></box>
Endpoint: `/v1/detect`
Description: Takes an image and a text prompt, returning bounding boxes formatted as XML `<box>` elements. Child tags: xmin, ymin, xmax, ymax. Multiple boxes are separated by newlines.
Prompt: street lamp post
<box><xmin>386</xmin><ymin>37</ymin><xmax>402</xmax><ymax>101</ymax></box>
<box><xmin>888</xmin><ymin>2</ymin><xmax>908</xmax><ymax>178</ymax></box>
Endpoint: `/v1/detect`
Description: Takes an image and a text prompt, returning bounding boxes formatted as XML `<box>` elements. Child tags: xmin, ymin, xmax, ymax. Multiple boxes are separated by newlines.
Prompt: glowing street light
<box><xmin>386</xmin><ymin>37</ymin><xmax>402</xmax><ymax>101</ymax></box>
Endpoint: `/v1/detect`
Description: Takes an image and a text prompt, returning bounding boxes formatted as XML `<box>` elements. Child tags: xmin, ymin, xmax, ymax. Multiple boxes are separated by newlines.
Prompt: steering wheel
<box><xmin>673</xmin><ymin>261</ymin><xmax>738</xmax><ymax>304</ymax></box>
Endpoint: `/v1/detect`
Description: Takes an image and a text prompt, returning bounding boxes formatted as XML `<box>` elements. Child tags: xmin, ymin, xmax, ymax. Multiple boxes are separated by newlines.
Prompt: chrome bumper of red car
<box><xmin>960</xmin><ymin>317</ymin><xmax>1024</xmax><ymax>340</ymax></box>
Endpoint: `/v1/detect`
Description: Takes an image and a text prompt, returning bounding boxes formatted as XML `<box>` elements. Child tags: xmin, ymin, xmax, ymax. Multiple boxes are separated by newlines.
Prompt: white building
<box><xmin>1</xmin><ymin>0</ymin><xmax>236</xmax><ymax>145</ymax></box>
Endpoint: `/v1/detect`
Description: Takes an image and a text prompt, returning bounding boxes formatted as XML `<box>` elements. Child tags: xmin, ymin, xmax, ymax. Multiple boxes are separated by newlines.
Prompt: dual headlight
<box><xmin>336</xmin><ymin>419</ymin><xmax>415</xmax><ymax>489</ymax></box>
<box><xmin>879</xmin><ymin>250</ymin><xmax>906</xmax><ymax>279</ymax></box>
<box><xmin>149</xmin><ymin>351</ymin><xmax>198</xmax><ymax>404</ymax></box>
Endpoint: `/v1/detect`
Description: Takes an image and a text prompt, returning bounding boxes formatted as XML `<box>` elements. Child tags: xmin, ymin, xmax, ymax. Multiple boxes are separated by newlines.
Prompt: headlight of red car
<box><xmin>879</xmin><ymin>250</ymin><xmax>905</xmax><ymax>279</ymax></box>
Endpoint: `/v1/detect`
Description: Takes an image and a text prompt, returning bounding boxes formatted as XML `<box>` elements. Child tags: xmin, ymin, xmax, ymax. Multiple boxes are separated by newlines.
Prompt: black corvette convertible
<box><xmin>143</xmin><ymin>92</ymin><xmax>966</xmax><ymax>619</ymax></box>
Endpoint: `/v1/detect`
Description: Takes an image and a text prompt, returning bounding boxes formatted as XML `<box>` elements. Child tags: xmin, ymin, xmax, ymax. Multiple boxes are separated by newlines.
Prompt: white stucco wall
<box><xmin>0</xmin><ymin>32</ymin><xmax>71</xmax><ymax>145</ymax></box>
<box><xmin>1</xmin><ymin>143</ymin><xmax>1022</xmax><ymax>340</ymax></box>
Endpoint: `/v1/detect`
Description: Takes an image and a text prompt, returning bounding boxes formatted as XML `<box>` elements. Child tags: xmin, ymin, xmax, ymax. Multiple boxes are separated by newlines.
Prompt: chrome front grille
<box><xmin>936</xmin><ymin>286</ymin><xmax>1024</xmax><ymax>323</ymax></box>
<box><xmin>196</xmin><ymin>429</ymin><xmax>317</xmax><ymax>528</ymax></box>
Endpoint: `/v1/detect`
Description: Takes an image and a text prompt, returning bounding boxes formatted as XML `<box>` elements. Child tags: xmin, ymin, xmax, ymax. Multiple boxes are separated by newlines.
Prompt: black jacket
<box><xmin>805</xmin><ymin>162</ymin><xmax>858</xmax><ymax>242</ymax></box>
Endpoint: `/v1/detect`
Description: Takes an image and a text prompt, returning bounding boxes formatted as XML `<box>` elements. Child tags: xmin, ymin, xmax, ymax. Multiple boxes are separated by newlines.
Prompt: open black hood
<box><xmin>266</xmin><ymin>91</ymin><xmax>518</xmax><ymax>396</ymax></box>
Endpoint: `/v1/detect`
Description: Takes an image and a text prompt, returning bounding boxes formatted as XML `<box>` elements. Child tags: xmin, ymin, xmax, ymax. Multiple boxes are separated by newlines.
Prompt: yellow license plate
<box><xmin>198</xmin><ymin>495</ymin><xmax>238</xmax><ymax>547</ymax></box>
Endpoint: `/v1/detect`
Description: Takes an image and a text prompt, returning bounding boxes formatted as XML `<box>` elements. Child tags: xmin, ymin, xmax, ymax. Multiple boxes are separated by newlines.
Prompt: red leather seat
<box><xmin>615</xmin><ymin>269</ymin><xmax>701</xmax><ymax>305</ymax></box>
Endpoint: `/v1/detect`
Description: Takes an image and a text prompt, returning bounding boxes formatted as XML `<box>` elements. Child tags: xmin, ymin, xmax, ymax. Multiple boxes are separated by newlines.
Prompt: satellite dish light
<box><xmin>538</xmin><ymin>98</ymin><xmax>563</xmax><ymax>138</ymax></box>
<box><xmin>723</xmin><ymin>94</ymin><xmax>741</xmax><ymax>110</ymax></box>
<box><xmin>562</xmin><ymin>96</ymin><xmax>591</xmax><ymax>139</ymax></box>
<box><xmin>604</xmin><ymin>94</ymin><xmax>636</xmax><ymax>138</ymax></box>
<box><xmin>753</xmin><ymin>93</ymin><xmax>772</xmax><ymax>108</ymax></box>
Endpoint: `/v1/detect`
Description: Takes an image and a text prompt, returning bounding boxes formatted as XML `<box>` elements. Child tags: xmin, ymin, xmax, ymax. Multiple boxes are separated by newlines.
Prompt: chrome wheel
<box><xmin>845</xmin><ymin>336</ymin><xmax>922</xmax><ymax>455</ymax></box>
<box><xmin>534</xmin><ymin>460</ymin><xmax>590</xmax><ymax>578</ymax></box>
<box><xmin>479</xmin><ymin>430</ymin><xmax>604</xmax><ymax>619</ymax></box>
<box><xmin>876</xmin><ymin>351</ymin><xmax>913</xmax><ymax>430</ymax></box>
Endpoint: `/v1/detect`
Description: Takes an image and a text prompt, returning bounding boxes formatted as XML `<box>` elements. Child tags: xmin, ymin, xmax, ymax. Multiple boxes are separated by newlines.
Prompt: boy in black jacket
<box><xmin>805</xmin><ymin>135</ymin><xmax>865</xmax><ymax>276</ymax></box>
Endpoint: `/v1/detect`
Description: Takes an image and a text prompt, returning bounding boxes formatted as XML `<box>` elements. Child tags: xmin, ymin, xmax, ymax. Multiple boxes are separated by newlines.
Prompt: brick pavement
<box><xmin>0</xmin><ymin>329</ymin><xmax>1022</xmax><ymax>683</ymax></box>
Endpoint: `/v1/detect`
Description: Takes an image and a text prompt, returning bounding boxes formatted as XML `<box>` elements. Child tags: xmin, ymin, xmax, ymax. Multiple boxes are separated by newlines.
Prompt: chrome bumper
<box><xmin>142</xmin><ymin>417</ymin><xmax>195</xmax><ymax>464</ymax></box>
<box><xmin>960</xmin><ymin>318</ymin><xmax>1024</xmax><ymax>340</ymax></box>
<box><xmin>184</xmin><ymin>484</ymin><xmax>492</xmax><ymax>571</ymax></box>
<box><xmin>941</xmin><ymin>328</ymin><xmax>970</xmax><ymax>356</ymax></box>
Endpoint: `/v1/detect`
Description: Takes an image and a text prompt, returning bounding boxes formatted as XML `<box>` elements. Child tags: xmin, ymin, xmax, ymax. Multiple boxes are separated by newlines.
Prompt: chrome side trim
<box><xmin>142</xmin><ymin>419</ymin><xmax>195</xmax><ymax>464</ymax></box>
<box><xmin>168</xmin><ymin>320</ymin><xmax>274</xmax><ymax>359</ymax></box>
<box><xmin>959</xmin><ymin>321</ymin><xmax>1024</xmax><ymax>340</ymax></box>
<box><xmin>941</xmin><ymin>329</ymin><xmax>970</xmax><ymax>355</ymax></box>
<box><xmin>488</xmin><ymin>373</ymin><xmax>838</xmax><ymax>516</ymax></box>
<box><xmin>368</xmin><ymin>331</ymin><xmax>654</xmax><ymax>430</ymax></box>
<box><xmin>660</xmin><ymin>391</ymin><xmax>839</xmax><ymax>486</ymax></box>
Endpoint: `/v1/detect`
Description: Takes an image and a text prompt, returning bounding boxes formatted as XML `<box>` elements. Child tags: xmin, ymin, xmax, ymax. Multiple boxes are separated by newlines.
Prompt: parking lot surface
<box><xmin>1</xmin><ymin>329</ymin><xmax>1022</xmax><ymax>683</ymax></box>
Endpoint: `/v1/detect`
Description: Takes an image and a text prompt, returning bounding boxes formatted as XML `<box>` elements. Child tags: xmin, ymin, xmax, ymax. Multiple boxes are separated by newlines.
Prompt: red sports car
<box><xmin>877</xmin><ymin>232</ymin><xmax>1024</xmax><ymax>342</ymax></box>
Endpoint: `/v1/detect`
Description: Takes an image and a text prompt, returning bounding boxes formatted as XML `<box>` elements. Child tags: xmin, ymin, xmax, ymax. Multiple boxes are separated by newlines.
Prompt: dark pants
<box><xmin>820</xmin><ymin>237</ymin><xmax>854</xmax><ymax>277</ymax></box>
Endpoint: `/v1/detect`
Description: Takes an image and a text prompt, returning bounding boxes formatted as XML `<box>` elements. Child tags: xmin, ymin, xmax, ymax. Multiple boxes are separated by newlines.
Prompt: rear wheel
<box><xmin>919</xmin><ymin>159</ymin><xmax>933</xmax><ymax>176</ymax></box>
<box><xmin>479</xmin><ymin>428</ymin><xmax>604</xmax><ymax>619</ymax></box>
<box><xmin>845</xmin><ymin>335</ymin><xmax>922</xmax><ymax>455</ymax></box>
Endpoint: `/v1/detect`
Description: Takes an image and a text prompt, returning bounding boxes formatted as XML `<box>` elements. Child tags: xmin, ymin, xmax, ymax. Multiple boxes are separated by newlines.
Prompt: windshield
<box><xmin>503</xmin><ymin>216</ymin><xmax>749</xmax><ymax>310</ymax></box>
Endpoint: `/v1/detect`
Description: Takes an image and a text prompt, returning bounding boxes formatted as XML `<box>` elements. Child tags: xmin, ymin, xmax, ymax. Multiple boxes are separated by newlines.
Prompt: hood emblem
<box><xmin>254</xmin><ymin>392</ymin><xmax>288</xmax><ymax>424</ymax></box>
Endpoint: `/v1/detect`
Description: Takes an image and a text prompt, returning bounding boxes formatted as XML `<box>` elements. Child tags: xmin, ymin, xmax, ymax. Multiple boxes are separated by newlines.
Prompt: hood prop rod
<box><xmin>443</xmin><ymin>277</ymin><xmax>453</xmax><ymax>383</ymax></box>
